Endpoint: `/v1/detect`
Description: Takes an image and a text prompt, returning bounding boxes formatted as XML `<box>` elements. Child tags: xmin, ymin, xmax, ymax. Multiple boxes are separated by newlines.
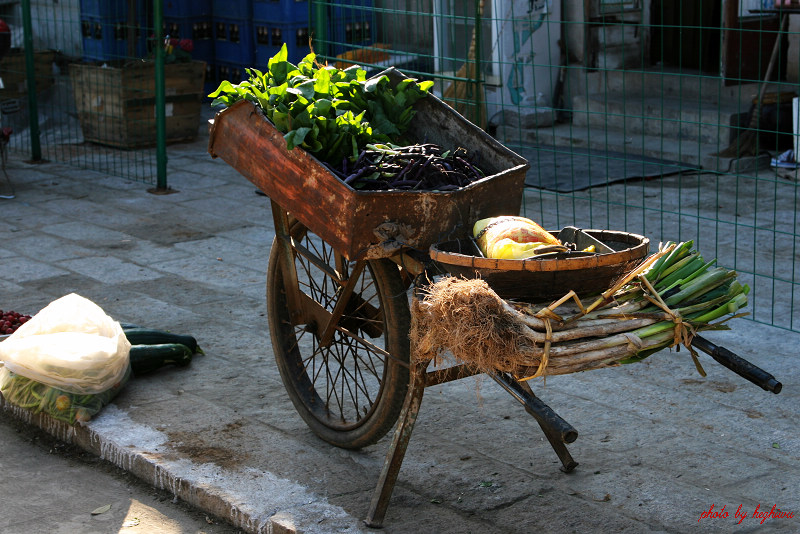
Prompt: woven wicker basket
<box><xmin>429</xmin><ymin>229</ymin><xmax>650</xmax><ymax>301</ymax></box>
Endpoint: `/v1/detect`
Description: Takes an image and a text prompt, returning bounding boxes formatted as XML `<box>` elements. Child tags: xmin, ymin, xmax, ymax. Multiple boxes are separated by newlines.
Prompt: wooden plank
<box><xmin>70</xmin><ymin>60</ymin><xmax>205</xmax><ymax>148</ymax></box>
<box><xmin>0</xmin><ymin>49</ymin><xmax>56</xmax><ymax>100</ymax></box>
<box><xmin>723</xmin><ymin>0</ymin><xmax>782</xmax><ymax>84</ymax></box>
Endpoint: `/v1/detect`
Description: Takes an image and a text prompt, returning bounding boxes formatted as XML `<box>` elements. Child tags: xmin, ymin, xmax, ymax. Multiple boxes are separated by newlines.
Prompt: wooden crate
<box><xmin>70</xmin><ymin>60</ymin><xmax>206</xmax><ymax>149</ymax></box>
<box><xmin>0</xmin><ymin>49</ymin><xmax>56</xmax><ymax>100</ymax></box>
<box><xmin>208</xmin><ymin>68</ymin><xmax>530</xmax><ymax>260</ymax></box>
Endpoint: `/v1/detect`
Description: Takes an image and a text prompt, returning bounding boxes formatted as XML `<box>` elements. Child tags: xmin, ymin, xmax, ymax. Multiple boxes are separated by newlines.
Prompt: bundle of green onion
<box><xmin>621</xmin><ymin>240</ymin><xmax>748</xmax><ymax>361</ymax></box>
<box><xmin>510</xmin><ymin>240</ymin><xmax>749</xmax><ymax>376</ymax></box>
<box><xmin>412</xmin><ymin>241</ymin><xmax>750</xmax><ymax>379</ymax></box>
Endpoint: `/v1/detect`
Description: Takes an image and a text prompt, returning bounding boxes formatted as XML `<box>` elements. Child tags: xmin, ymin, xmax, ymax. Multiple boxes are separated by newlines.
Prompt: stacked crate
<box><xmin>252</xmin><ymin>0</ymin><xmax>311</xmax><ymax>67</ymax></box>
<box><xmin>80</xmin><ymin>0</ymin><xmax>148</xmax><ymax>61</ymax></box>
<box><xmin>163</xmin><ymin>0</ymin><xmax>215</xmax><ymax>95</ymax></box>
<box><xmin>212</xmin><ymin>0</ymin><xmax>254</xmax><ymax>88</ymax></box>
<box><xmin>79</xmin><ymin>0</ymin><xmax>374</xmax><ymax>91</ymax></box>
<box><xmin>328</xmin><ymin>0</ymin><xmax>375</xmax><ymax>58</ymax></box>
<box><xmin>211</xmin><ymin>1</ymin><xmax>377</xmax><ymax>83</ymax></box>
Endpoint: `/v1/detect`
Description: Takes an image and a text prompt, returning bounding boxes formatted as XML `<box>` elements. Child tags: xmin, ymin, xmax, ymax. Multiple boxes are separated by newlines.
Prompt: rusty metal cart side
<box><xmin>207</xmin><ymin>70</ymin><xmax>529</xmax><ymax>449</ymax></box>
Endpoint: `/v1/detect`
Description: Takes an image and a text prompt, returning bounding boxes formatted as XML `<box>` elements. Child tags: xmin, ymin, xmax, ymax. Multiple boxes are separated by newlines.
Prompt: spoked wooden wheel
<box><xmin>267</xmin><ymin>222</ymin><xmax>411</xmax><ymax>449</ymax></box>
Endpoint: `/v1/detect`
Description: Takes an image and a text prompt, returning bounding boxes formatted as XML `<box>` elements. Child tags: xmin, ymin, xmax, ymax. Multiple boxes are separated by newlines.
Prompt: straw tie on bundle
<box><xmin>637</xmin><ymin>273</ymin><xmax>705</xmax><ymax>377</ymax></box>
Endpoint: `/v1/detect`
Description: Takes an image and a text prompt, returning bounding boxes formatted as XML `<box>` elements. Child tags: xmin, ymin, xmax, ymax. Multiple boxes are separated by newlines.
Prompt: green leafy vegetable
<box><xmin>209</xmin><ymin>43</ymin><xmax>434</xmax><ymax>167</ymax></box>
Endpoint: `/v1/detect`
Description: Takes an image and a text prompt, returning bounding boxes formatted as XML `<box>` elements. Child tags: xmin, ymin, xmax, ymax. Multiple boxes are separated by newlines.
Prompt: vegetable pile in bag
<box><xmin>0</xmin><ymin>293</ymin><xmax>130</xmax><ymax>394</ymax></box>
<box><xmin>0</xmin><ymin>293</ymin><xmax>131</xmax><ymax>424</ymax></box>
<box><xmin>0</xmin><ymin>366</ymin><xmax>130</xmax><ymax>424</ymax></box>
<box><xmin>473</xmin><ymin>216</ymin><xmax>561</xmax><ymax>259</ymax></box>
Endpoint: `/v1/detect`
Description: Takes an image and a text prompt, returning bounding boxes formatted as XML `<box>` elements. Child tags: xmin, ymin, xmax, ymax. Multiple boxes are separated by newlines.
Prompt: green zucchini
<box><xmin>129</xmin><ymin>344</ymin><xmax>193</xmax><ymax>376</ymax></box>
<box><xmin>123</xmin><ymin>328</ymin><xmax>202</xmax><ymax>354</ymax></box>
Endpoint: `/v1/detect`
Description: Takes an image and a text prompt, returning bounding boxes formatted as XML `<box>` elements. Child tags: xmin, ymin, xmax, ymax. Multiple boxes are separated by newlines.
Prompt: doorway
<box><xmin>720</xmin><ymin>0</ymin><xmax>785</xmax><ymax>85</ymax></box>
<box><xmin>650</xmin><ymin>0</ymin><xmax>722</xmax><ymax>73</ymax></box>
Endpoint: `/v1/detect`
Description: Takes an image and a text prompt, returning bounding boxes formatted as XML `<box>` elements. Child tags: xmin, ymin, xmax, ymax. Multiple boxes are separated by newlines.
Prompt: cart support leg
<box><xmin>270</xmin><ymin>200</ymin><xmax>303</xmax><ymax>324</ymax></box>
<box><xmin>364</xmin><ymin>360</ymin><xmax>427</xmax><ymax>528</ymax></box>
<box><xmin>517</xmin><ymin>379</ymin><xmax>579</xmax><ymax>473</ymax></box>
<box><xmin>491</xmin><ymin>372</ymin><xmax>579</xmax><ymax>473</ymax></box>
<box><xmin>539</xmin><ymin>421</ymin><xmax>579</xmax><ymax>473</ymax></box>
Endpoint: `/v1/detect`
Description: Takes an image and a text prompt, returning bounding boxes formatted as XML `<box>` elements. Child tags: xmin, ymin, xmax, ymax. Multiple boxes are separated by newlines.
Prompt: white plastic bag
<box><xmin>0</xmin><ymin>293</ymin><xmax>130</xmax><ymax>395</ymax></box>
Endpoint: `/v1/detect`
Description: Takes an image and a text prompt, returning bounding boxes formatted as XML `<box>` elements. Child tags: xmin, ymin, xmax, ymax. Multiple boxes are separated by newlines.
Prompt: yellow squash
<box><xmin>473</xmin><ymin>216</ymin><xmax>561</xmax><ymax>259</ymax></box>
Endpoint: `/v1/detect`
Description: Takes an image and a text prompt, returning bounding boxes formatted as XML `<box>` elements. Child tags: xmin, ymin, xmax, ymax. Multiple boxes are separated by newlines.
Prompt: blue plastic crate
<box><xmin>204</xmin><ymin>62</ymin><xmax>220</xmax><ymax>99</ymax></box>
<box><xmin>164</xmin><ymin>0</ymin><xmax>212</xmax><ymax>18</ymax></box>
<box><xmin>328</xmin><ymin>14</ymin><xmax>375</xmax><ymax>57</ymax></box>
<box><xmin>330</xmin><ymin>0</ymin><xmax>373</xmax><ymax>20</ymax></box>
<box><xmin>163</xmin><ymin>17</ymin><xmax>215</xmax><ymax>63</ymax></box>
<box><xmin>254</xmin><ymin>21</ymin><xmax>311</xmax><ymax>66</ymax></box>
<box><xmin>215</xmin><ymin>60</ymin><xmax>248</xmax><ymax>84</ymax></box>
<box><xmin>214</xmin><ymin>17</ymin><xmax>255</xmax><ymax>64</ymax></box>
<box><xmin>212</xmin><ymin>0</ymin><xmax>252</xmax><ymax>19</ymax></box>
<box><xmin>81</xmin><ymin>17</ymin><xmax>148</xmax><ymax>61</ymax></box>
<box><xmin>80</xmin><ymin>0</ymin><xmax>145</xmax><ymax>20</ymax></box>
<box><xmin>253</xmin><ymin>0</ymin><xmax>308</xmax><ymax>25</ymax></box>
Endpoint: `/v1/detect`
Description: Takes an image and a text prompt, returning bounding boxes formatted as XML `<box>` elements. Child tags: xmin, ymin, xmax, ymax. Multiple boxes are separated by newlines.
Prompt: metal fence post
<box><xmin>474</xmin><ymin>0</ymin><xmax>483</xmax><ymax>126</ymax></box>
<box><xmin>312</xmin><ymin>0</ymin><xmax>327</xmax><ymax>56</ymax></box>
<box><xmin>20</xmin><ymin>0</ymin><xmax>41</xmax><ymax>161</ymax></box>
<box><xmin>153</xmin><ymin>0</ymin><xmax>167</xmax><ymax>190</ymax></box>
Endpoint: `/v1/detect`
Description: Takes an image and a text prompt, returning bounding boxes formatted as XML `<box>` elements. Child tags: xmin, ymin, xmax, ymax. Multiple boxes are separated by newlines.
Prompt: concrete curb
<box><xmin>0</xmin><ymin>399</ymin><xmax>366</xmax><ymax>534</ymax></box>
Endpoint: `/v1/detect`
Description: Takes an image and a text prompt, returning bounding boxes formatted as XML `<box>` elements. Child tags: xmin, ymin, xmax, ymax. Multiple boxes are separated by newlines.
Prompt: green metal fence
<box><xmin>6</xmin><ymin>0</ymin><xmax>800</xmax><ymax>332</ymax></box>
<box><xmin>309</xmin><ymin>1</ymin><xmax>800</xmax><ymax>333</ymax></box>
<box><xmin>1</xmin><ymin>0</ymin><xmax>197</xmax><ymax>187</ymax></box>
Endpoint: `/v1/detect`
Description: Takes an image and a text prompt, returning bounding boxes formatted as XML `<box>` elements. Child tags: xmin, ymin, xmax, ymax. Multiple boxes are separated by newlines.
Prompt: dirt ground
<box><xmin>0</xmin><ymin>414</ymin><xmax>243</xmax><ymax>534</ymax></box>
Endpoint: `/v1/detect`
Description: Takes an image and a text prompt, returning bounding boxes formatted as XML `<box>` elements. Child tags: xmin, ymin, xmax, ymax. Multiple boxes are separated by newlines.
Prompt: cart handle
<box><xmin>691</xmin><ymin>335</ymin><xmax>782</xmax><ymax>394</ymax></box>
